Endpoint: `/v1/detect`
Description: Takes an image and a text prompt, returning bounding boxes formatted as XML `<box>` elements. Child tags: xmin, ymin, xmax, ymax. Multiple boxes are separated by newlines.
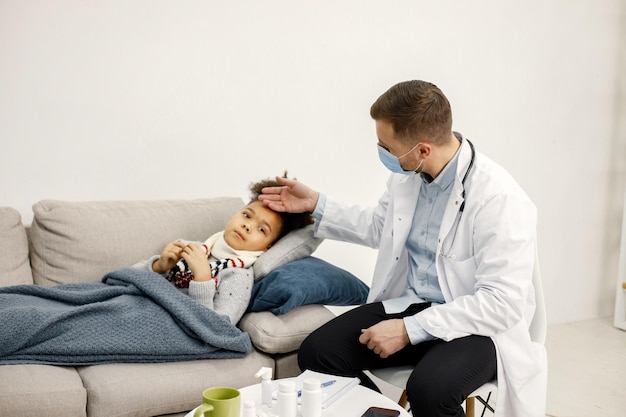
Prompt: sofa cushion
<box><xmin>252</xmin><ymin>224</ymin><xmax>323</xmax><ymax>281</ymax></box>
<box><xmin>0</xmin><ymin>207</ymin><xmax>32</xmax><ymax>287</ymax></box>
<box><xmin>0</xmin><ymin>364</ymin><xmax>86</xmax><ymax>417</ymax></box>
<box><xmin>77</xmin><ymin>351</ymin><xmax>272</xmax><ymax>417</ymax></box>
<box><xmin>239</xmin><ymin>304</ymin><xmax>336</xmax><ymax>354</ymax></box>
<box><xmin>29</xmin><ymin>198</ymin><xmax>245</xmax><ymax>286</ymax></box>
<box><xmin>248</xmin><ymin>256</ymin><xmax>369</xmax><ymax>314</ymax></box>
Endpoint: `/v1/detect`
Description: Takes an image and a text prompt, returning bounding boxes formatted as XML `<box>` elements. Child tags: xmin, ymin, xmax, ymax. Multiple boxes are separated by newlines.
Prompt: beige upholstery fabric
<box><xmin>239</xmin><ymin>305</ymin><xmax>335</xmax><ymax>354</ymax></box>
<box><xmin>78</xmin><ymin>351</ymin><xmax>272</xmax><ymax>417</ymax></box>
<box><xmin>0</xmin><ymin>365</ymin><xmax>86</xmax><ymax>417</ymax></box>
<box><xmin>0</xmin><ymin>207</ymin><xmax>32</xmax><ymax>287</ymax></box>
<box><xmin>29</xmin><ymin>198</ymin><xmax>244</xmax><ymax>286</ymax></box>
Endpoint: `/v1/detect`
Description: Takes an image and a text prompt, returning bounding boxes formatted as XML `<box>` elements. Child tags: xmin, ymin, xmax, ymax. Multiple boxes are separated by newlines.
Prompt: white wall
<box><xmin>1</xmin><ymin>0</ymin><xmax>624</xmax><ymax>325</ymax></box>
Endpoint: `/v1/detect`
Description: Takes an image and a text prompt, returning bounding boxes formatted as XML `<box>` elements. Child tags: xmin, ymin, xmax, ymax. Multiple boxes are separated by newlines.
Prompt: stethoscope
<box><xmin>441</xmin><ymin>138</ymin><xmax>475</xmax><ymax>259</ymax></box>
<box><xmin>458</xmin><ymin>139</ymin><xmax>476</xmax><ymax>214</ymax></box>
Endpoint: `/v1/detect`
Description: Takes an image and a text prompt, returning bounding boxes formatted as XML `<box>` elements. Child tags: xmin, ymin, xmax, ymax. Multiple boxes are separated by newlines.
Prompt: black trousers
<box><xmin>298</xmin><ymin>302</ymin><xmax>497</xmax><ymax>417</ymax></box>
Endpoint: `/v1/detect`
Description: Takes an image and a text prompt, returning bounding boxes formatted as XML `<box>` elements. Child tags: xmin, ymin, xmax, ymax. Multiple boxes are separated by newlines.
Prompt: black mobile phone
<box><xmin>360</xmin><ymin>406</ymin><xmax>401</xmax><ymax>417</ymax></box>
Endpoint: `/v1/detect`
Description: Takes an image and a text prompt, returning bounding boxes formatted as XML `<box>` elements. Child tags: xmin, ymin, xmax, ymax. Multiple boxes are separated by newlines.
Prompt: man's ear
<box><xmin>418</xmin><ymin>143</ymin><xmax>432</xmax><ymax>158</ymax></box>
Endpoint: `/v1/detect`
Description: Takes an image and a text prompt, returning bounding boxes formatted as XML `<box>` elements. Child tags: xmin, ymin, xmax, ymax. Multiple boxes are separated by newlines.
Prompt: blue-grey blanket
<box><xmin>0</xmin><ymin>268</ymin><xmax>252</xmax><ymax>365</ymax></box>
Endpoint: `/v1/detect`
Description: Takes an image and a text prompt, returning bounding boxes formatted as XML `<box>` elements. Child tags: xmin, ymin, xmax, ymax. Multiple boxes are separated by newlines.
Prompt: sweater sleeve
<box><xmin>211</xmin><ymin>268</ymin><xmax>254</xmax><ymax>324</ymax></box>
<box><xmin>131</xmin><ymin>255</ymin><xmax>161</xmax><ymax>273</ymax></box>
<box><xmin>188</xmin><ymin>279</ymin><xmax>217</xmax><ymax>310</ymax></box>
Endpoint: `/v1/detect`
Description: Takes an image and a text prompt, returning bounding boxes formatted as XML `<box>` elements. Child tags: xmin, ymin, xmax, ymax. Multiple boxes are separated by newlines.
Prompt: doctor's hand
<box><xmin>359</xmin><ymin>319</ymin><xmax>410</xmax><ymax>359</ymax></box>
<box><xmin>258</xmin><ymin>176</ymin><xmax>319</xmax><ymax>213</ymax></box>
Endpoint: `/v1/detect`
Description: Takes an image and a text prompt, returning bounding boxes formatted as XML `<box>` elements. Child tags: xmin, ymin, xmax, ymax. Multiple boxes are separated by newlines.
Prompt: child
<box><xmin>133</xmin><ymin>174</ymin><xmax>314</xmax><ymax>324</ymax></box>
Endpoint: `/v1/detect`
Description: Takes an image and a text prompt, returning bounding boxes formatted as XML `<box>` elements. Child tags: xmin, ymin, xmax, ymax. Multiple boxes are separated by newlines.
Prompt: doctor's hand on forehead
<box><xmin>258</xmin><ymin>176</ymin><xmax>320</xmax><ymax>214</ymax></box>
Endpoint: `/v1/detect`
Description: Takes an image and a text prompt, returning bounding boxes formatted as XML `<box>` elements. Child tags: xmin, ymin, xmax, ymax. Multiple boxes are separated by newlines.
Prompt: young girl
<box><xmin>133</xmin><ymin>175</ymin><xmax>313</xmax><ymax>324</ymax></box>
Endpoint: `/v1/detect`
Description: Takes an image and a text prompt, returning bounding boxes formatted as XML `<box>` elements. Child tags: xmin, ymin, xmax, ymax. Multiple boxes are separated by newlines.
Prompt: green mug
<box><xmin>194</xmin><ymin>387</ymin><xmax>240</xmax><ymax>417</ymax></box>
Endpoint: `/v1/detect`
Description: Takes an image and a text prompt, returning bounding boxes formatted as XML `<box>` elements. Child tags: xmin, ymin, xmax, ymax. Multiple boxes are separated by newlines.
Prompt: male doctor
<box><xmin>259</xmin><ymin>80</ymin><xmax>547</xmax><ymax>417</ymax></box>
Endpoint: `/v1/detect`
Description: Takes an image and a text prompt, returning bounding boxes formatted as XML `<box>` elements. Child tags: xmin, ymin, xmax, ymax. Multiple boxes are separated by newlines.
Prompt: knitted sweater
<box><xmin>132</xmin><ymin>234</ymin><xmax>259</xmax><ymax>325</ymax></box>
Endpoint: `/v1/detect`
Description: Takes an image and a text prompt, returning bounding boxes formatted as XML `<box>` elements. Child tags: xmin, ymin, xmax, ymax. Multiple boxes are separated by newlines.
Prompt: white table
<box><xmin>186</xmin><ymin>380</ymin><xmax>410</xmax><ymax>417</ymax></box>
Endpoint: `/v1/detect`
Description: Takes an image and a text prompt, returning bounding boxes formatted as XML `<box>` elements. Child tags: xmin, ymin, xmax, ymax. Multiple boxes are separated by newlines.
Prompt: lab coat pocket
<box><xmin>439</xmin><ymin>254</ymin><xmax>477</xmax><ymax>297</ymax></box>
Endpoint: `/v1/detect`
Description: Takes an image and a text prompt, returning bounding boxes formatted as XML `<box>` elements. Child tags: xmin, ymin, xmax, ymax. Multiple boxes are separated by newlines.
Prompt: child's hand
<box><xmin>152</xmin><ymin>241</ymin><xmax>185</xmax><ymax>274</ymax></box>
<box><xmin>181</xmin><ymin>244</ymin><xmax>212</xmax><ymax>282</ymax></box>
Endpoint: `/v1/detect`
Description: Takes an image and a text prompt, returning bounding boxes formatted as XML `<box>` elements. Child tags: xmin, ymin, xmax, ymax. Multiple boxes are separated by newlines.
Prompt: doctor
<box><xmin>259</xmin><ymin>80</ymin><xmax>546</xmax><ymax>417</ymax></box>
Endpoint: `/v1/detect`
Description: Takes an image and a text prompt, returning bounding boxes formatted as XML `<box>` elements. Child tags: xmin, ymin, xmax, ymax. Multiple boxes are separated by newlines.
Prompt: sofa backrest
<box><xmin>0</xmin><ymin>207</ymin><xmax>33</xmax><ymax>287</ymax></box>
<box><xmin>29</xmin><ymin>198</ymin><xmax>244</xmax><ymax>286</ymax></box>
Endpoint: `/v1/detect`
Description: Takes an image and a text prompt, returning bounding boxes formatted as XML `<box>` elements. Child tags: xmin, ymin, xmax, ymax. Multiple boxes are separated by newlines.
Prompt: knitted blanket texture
<box><xmin>0</xmin><ymin>267</ymin><xmax>252</xmax><ymax>365</ymax></box>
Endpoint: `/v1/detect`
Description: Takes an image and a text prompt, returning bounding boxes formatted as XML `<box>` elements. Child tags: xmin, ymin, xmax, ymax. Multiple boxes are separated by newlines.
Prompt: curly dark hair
<box><xmin>249</xmin><ymin>171</ymin><xmax>315</xmax><ymax>240</ymax></box>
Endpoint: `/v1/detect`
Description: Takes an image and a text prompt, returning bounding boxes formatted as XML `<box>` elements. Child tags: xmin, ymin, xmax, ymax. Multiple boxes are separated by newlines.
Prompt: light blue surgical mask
<box><xmin>377</xmin><ymin>142</ymin><xmax>424</xmax><ymax>174</ymax></box>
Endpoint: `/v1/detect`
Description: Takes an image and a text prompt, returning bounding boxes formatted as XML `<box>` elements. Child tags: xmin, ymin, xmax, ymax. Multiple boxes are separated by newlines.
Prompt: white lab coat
<box><xmin>315</xmin><ymin>139</ymin><xmax>547</xmax><ymax>417</ymax></box>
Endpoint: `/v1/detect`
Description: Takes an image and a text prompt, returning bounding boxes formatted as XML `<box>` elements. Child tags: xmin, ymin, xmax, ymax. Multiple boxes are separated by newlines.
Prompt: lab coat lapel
<box><xmin>439</xmin><ymin>184</ymin><xmax>465</xmax><ymax>249</ymax></box>
<box><xmin>392</xmin><ymin>175</ymin><xmax>420</xmax><ymax>256</ymax></box>
<box><xmin>367</xmin><ymin>175</ymin><xmax>420</xmax><ymax>302</ymax></box>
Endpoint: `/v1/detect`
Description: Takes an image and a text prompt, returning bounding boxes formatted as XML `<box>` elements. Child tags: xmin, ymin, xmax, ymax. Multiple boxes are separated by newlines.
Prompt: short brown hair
<box><xmin>370</xmin><ymin>80</ymin><xmax>453</xmax><ymax>145</ymax></box>
<box><xmin>249</xmin><ymin>172</ymin><xmax>315</xmax><ymax>240</ymax></box>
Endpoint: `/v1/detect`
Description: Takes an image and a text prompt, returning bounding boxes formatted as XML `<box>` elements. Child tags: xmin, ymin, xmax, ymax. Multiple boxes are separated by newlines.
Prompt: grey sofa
<box><xmin>0</xmin><ymin>198</ymin><xmax>336</xmax><ymax>417</ymax></box>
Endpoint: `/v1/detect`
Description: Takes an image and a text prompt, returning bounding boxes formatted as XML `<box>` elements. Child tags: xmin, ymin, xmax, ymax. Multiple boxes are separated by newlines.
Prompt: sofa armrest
<box><xmin>239</xmin><ymin>305</ymin><xmax>335</xmax><ymax>354</ymax></box>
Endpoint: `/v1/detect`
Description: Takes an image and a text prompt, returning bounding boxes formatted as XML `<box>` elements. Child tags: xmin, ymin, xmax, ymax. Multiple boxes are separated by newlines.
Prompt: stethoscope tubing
<box><xmin>442</xmin><ymin>138</ymin><xmax>475</xmax><ymax>258</ymax></box>
<box><xmin>459</xmin><ymin>139</ymin><xmax>475</xmax><ymax>213</ymax></box>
